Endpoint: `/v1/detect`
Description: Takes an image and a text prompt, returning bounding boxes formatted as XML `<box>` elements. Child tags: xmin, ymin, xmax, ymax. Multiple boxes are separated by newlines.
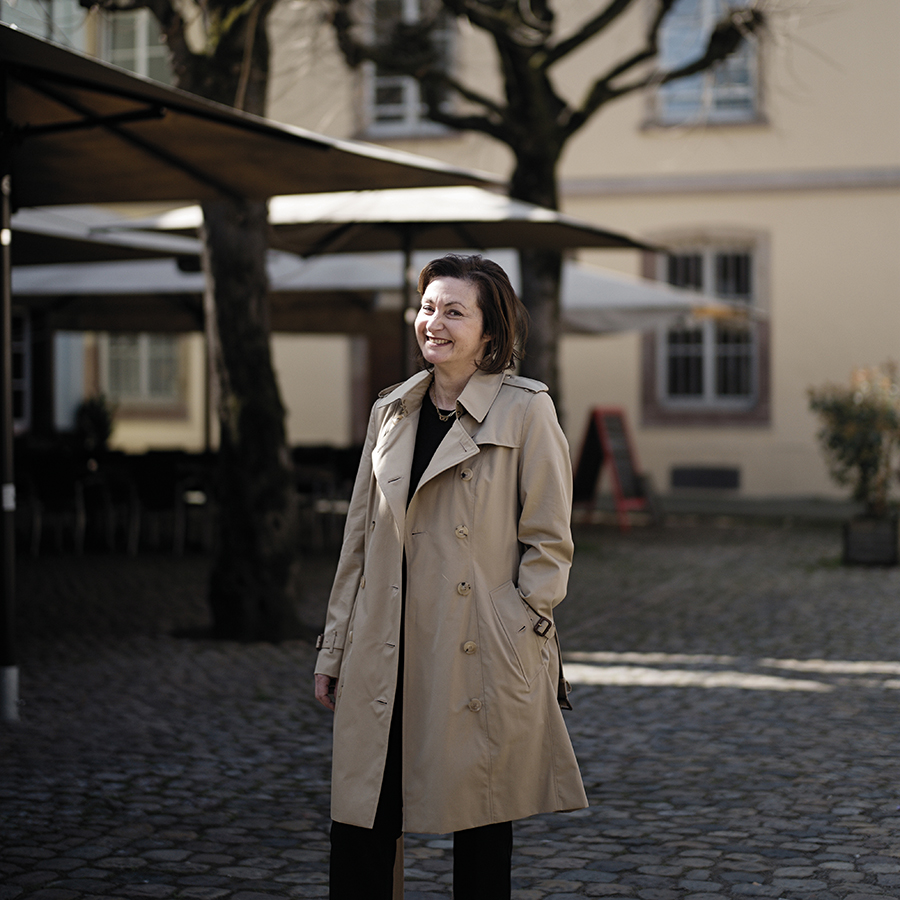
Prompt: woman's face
<box><xmin>415</xmin><ymin>277</ymin><xmax>489</xmax><ymax>377</ymax></box>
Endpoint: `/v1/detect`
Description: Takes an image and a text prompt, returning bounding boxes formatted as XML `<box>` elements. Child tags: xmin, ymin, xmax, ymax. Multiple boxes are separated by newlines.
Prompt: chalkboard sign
<box><xmin>573</xmin><ymin>407</ymin><xmax>649</xmax><ymax>531</ymax></box>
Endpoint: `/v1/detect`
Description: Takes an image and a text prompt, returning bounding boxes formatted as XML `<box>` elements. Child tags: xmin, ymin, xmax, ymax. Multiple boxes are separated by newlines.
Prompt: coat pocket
<box><xmin>488</xmin><ymin>580</ymin><xmax>550</xmax><ymax>686</ymax></box>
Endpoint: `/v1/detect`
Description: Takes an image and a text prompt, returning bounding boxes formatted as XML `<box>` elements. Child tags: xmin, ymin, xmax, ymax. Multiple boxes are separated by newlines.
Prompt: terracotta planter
<box><xmin>842</xmin><ymin>515</ymin><xmax>899</xmax><ymax>566</ymax></box>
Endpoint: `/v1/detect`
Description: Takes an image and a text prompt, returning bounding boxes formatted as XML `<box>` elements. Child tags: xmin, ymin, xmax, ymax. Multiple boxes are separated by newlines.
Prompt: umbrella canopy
<box><xmin>14</xmin><ymin>248</ymin><xmax>741</xmax><ymax>334</ymax></box>
<box><xmin>560</xmin><ymin>262</ymin><xmax>753</xmax><ymax>333</ymax></box>
<box><xmin>11</xmin><ymin>206</ymin><xmax>203</xmax><ymax>265</ymax></box>
<box><xmin>124</xmin><ymin>187</ymin><xmax>653</xmax><ymax>254</ymax></box>
<box><xmin>0</xmin><ymin>24</ymin><xmax>499</xmax><ymax>207</ymax></box>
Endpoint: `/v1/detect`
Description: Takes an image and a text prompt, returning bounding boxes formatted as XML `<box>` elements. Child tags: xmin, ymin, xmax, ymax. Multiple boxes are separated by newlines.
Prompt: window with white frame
<box><xmin>100</xmin><ymin>8</ymin><xmax>172</xmax><ymax>83</ymax></box>
<box><xmin>12</xmin><ymin>309</ymin><xmax>31</xmax><ymax>435</ymax></box>
<box><xmin>0</xmin><ymin>0</ymin><xmax>87</xmax><ymax>50</ymax></box>
<box><xmin>364</xmin><ymin>0</ymin><xmax>452</xmax><ymax>136</ymax></box>
<box><xmin>101</xmin><ymin>334</ymin><xmax>183</xmax><ymax>409</ymax></box>
<box><xmin>654</xmin><ymin>0</ymin><xmax>759</xmax><ymax>126</ymax></box>
<box><xmin>657</xmin><ymin>247</ymin><xmax>756</xmax><ymax>408</ymax></box>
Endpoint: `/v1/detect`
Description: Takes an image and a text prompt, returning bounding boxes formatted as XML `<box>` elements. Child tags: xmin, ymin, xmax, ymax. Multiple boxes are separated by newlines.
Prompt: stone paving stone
<box><xmin>5</xmin><ymin>524</ymin><xmax>900</xmax><ymax>897</ymax></box>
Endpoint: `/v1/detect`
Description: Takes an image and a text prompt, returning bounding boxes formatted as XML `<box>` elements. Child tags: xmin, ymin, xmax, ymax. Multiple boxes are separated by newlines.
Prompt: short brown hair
<box><xmin>416</xmin><ymin>254</ymin><xmax>529</xmax><ymax>374</ymax></box>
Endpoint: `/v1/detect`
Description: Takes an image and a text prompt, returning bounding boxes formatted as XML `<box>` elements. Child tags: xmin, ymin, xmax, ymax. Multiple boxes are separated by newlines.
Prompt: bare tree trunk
<box><xmin>518</xmin><ymin>248</ymin><xmax>562</xmax><ymax>396</ymax></box>
<box><xmin>511</xmin><ymin>152</ymin><xmax>563</xmax><ymax>395</ymax></box>
<box><xmin>201</xmin><ymin>197</ymin><xmax>304</xmax><ymax>641</ymax></box>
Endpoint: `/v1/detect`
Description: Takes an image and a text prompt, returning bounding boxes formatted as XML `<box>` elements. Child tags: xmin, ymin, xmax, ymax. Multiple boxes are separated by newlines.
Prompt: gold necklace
<box><xmin>431</xmin><ymin>381</ymin><xmax>458</xmax><ymax>422</ymax></box>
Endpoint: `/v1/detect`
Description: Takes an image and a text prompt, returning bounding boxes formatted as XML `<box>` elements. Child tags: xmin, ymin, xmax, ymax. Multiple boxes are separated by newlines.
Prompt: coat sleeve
<box><xmin>515</xmin><ymin>390</ymin><xmax>574</xmax><ymax>624</ymax></box>
<box><xmin>314</xmin><ymin>403</ymin><xmax>380</xmax><ymax>679</ymax></box>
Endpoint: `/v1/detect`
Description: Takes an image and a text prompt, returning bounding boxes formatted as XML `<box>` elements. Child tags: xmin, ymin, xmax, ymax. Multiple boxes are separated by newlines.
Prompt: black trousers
<box><xmin>329</xmin><ymin>693</ymin><xmax>512</xmax><ymax>899</ymax></box>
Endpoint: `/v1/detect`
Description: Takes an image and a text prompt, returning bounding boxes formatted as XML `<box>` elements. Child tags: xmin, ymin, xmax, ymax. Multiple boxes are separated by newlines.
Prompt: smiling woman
<box><xmin>416</xmin><ymin>276</ymin><xmax>488</xmax><ymax>406</ymax></box>
<box><xmin>314</xmin><ymin>254</ymin><xmax>586</xmax><ymax>899</ymax></box>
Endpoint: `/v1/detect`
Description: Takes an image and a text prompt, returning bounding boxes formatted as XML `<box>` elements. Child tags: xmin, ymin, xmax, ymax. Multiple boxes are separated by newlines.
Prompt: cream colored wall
<box><xmin>272</xmin><ymin>334</ymin><xmax>353</xmax><ymax>446</ymax></box>
<box><xmin>558</xmin><ymin>0</ymin><xmax>900</xmax><ymax>179</ymax></box>
<box><xmin>267</xmin><ymin>2</ymin><xmax>900</xmax><ymax>180</ymax></box>
<box><xmin>564</xmin><ymin>185</ymin><xmax>900</xmax><ymax>498</ymax></box>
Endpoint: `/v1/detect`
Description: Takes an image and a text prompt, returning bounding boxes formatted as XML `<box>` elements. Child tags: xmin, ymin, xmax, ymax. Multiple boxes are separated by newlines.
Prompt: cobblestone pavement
<box><xmin>3</xmin><ymin>522</ymin><xmax>900</xmax><ymax>900</ymax></box>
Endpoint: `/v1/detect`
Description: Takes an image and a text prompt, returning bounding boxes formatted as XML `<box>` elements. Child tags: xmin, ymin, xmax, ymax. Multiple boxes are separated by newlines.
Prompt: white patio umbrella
<box><xmin>14</xmin><ymin>246</ymin><xmax>742</xmax><ymax>333</ymax></box>
<box><xmin>109</xmin><ymin>186</ymin><xmax>654</xmax><ymax>311</ymax></box>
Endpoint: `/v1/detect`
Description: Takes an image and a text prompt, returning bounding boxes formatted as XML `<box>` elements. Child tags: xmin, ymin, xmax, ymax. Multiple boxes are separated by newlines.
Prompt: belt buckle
<box><xmin>533</xmin><ymin>615</ymin><xmax>552</xmax><ymax>637</ymax></box>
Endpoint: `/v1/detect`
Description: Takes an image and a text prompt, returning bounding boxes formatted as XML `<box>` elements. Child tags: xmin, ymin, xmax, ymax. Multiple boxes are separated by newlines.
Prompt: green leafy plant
<box><xmin>808</xmin><ymin>363</ymin><xmax>900</xmax><ymax>518</ymax></box>
<box><xmin>74</xmin><ymin>394</ymin><xmax>116</xmax><ymax>455</ymax></box>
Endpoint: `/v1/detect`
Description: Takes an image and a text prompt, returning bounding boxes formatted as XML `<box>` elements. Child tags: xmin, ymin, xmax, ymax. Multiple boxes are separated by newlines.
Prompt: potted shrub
<box><xmin>808</xmin><ymin>363</ymin><xmax>900</xmax><ymax>565</ymax></box>
<box><xmin>75</xmin><ymin>394</ymin><xmax>115</xmax><ymax>458</ymax></box>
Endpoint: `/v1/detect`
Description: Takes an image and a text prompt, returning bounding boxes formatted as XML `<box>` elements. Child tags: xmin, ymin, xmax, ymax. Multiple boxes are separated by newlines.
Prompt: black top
<box><xmin>407</xmin><ymin>387</ymin><xmax>456</xmax><ymax>507</ymax></box>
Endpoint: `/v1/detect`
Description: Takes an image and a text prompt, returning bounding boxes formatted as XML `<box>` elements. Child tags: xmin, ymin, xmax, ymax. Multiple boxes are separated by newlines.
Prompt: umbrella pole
<box><xmin>0</xmin><ymin>70</ymin><xmax>19</xmax><ymax>723</ymax></box>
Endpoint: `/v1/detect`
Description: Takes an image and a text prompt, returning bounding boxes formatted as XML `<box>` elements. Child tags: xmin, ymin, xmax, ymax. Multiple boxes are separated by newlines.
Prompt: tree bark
<box><xmin>517</xmin><ymin>248</ymin><xmax>562</xmax><ymax>395</ymax></box>
<box><xmin>201</xmin><ymin>197</ymin><xmax>305</xmax><ymax>641</ymax></box>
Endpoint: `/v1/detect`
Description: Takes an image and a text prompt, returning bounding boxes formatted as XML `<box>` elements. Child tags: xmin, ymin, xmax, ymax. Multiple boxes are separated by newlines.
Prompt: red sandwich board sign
<box><xmin>573</xmin><ymin>407</ymin><xmax>649</xmax><ymax>531</ymax></box>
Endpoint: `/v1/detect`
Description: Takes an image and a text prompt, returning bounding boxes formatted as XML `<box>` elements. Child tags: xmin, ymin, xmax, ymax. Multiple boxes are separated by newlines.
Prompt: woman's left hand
<box><xmin>314</xmin><ymin>673</ymin><xmax>337</xmax><ymax>711</ymax></box>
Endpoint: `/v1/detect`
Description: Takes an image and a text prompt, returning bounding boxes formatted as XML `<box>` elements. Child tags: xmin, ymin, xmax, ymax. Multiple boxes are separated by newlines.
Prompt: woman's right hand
<box><xmin>314</xmin><ymin>673</ymin><xmax>337</xmax><ymax>711</ymax></box>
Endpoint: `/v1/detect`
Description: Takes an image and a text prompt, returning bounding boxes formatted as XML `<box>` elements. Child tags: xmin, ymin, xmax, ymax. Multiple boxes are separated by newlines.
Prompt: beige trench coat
<box><xmin>315</xmin><ymin>368</ymin><xmax>588</xmax><ymax>834</ymax></box>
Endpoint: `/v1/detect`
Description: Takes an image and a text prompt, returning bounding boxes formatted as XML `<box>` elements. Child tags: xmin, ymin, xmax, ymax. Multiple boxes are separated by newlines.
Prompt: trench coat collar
<box><xmin>373</xmin><ymin>369</ymin><xmax>509</xmax><ymax>527</ymax></box>
<box><xmin>376</xmin><ymin>368</ymin><xmax>506</xmax><ymax>423</ymax></box>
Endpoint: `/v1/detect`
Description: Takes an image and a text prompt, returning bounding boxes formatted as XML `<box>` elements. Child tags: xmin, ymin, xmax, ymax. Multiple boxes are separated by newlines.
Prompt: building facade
<box><xmin>12</xmin><ymin>0</ymin><xmax>900</xmax><ymax>504</ymax></box>
<box><xmin>267</xmin><ymin>0</ymin><xmax>900</xmax><ymax>502</ymax></box>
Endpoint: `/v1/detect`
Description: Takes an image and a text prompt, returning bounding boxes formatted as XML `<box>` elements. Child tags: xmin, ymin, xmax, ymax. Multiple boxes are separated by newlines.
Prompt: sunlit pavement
<box><xmin>3</xmin><ymin>521</ymin><xmax>900</xmax><ymax>899</ymax></box>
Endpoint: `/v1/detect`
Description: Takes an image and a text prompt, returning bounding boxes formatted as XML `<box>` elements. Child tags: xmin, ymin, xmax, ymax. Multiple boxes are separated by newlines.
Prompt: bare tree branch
<box><xmin>542</xmin><ymin>0</ymin><xmax>636</xmax><ymax>68</ymax></box>
<box><xmin>446</xmin><ymin>0</ymin><xmax>552</xmax><ymax>47</ymax></box>
<box><xmin>563</xmin><ymin>5</ymin><xmax>764</xmax><ymax>139</ymax></box>
<box><xmin>329</xmin><ymin>0</ymin><xmax>513</xmax><ymax>142</ymax></box>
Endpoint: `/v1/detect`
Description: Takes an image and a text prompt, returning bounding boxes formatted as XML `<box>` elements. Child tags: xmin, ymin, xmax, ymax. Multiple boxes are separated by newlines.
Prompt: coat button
<box><xmin>349</xmin><ymin>630</ymin><xmax>353</xmax><ymax>644</ymax></box>
<box><xmin>457</xmin><ymin>582</ymin><xmax>472</xmax><ymax>596</ymax></box>
<box><xmin>360</xmin><ymin>577</ymin><xmax>366</xmax><ymax>589</ymax></box>
<box><xmin>460</xmin><ymin>468</ymin><xmax>474</xmax><ymax>481</ymax></box>
<box><xmin>463</xmin><ymin>641</ymin><xmax>477</xmax><ymax>654</ymax></box>
<box><xmin>455</xmin><ymin>525</ymin><xmax>469</xmax><ymax>539</ymax></box>
<box><xmin>467</xmin><ymin>698</ymin><xmax>483</xmax><ymax>712</ymax></box>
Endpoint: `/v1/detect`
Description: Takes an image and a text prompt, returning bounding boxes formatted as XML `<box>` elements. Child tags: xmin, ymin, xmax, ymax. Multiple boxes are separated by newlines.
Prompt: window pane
<box><xmin>147</xmin><ymin>50</ymin><xmax>173</xmax><ymax>86</ymax></box>
<box><xmin>104</xmin><ymin>9</ymin><xmax>171</xmax><ymax>81</ymax></box>
<box><xmin>108</xmin><ymin>335</ymin><xmax>141</xmax><ymax>399</ymax></box>
<box><xmin>106</xmin><ymin>334</ymin><xmax>180</xmax><ymax>403</ymax></box>
<box><xmin>51</xmin><ymin>0</ymin><xmax>88</xmax><ymax>50</ymax></box>
<box><xmin>660</xmin><ymin>246</ymin><xmax>757</xmax><ymax>405</ymax></box>
<box><xmin>375</xmin><ymin>79</ymin><xmax>405</xmax><ymax>106</ymax></box>
<box><xmin>715</xmin><ymin>252</ymin><xmax>752</xmax><ymax>300</ymax></box>
<box><xmin>667</xmin><ymin>327</ymin><xmax>705</xmax><ymax>396</ymax></box>
<box><xmin>1</xmin><ymin>0</ymin><xmax>49</xmax><ymax>37</ymax></box>
<box><xmin>368</xmin><ymin>0</ymin><xmax>451</xmax><ymax>133</ymax></box>
<box><xmin>657</xmin><ymin>0</ymin><xmax>757</xmax><ymax>124</ymax></box>
<box><xmin>147</xmin><ymin>335</ymin><xmax>179</xmax><ymax>399</ymax></box>
<box><xmin>668</xmin><ymin>253</ymin><xmax>704</xmax><ymax>290</ymax></box>
<box><xmin>109</xmin><ymin>13</ymin><xmax>136</xmax><ymax>52</ymax></box>
<box><xmin>716</xmin><ymin>324</ymin><xmax>753</xmax><ymax>396</ymax></box>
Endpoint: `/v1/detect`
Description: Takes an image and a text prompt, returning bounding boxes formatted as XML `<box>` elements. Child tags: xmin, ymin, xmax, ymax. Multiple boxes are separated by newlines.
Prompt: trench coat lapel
<box><xmin>371</xmin><ymin>372</ymin><xmax>428</xmax><ymax>529</ymax></box>
<box><xmin>415</xmin><ymin>420</ymin><xmax>479</xmax><ymax>491</ymax></box>
<box><xmin>372</xmin><ymin>370</ymin><xmax>507</xmax><ymax>517</ymax></box>
<box><xmin>414</xmin><ymin>370</ymin><xmax>505</xmax><ymax>492</ymax></box>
